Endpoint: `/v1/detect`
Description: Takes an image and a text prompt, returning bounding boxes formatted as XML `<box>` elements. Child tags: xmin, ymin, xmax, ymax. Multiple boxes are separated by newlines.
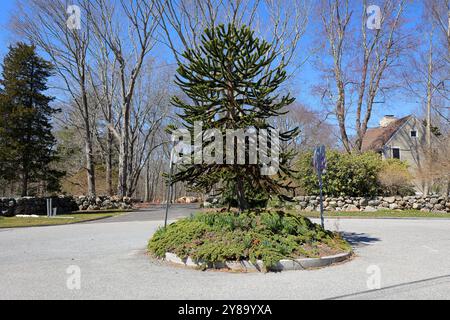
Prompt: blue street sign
<box><xmin>313</xmin><ymin>145</ymin><xmax>327</xmax><ymax>175</ymax></box>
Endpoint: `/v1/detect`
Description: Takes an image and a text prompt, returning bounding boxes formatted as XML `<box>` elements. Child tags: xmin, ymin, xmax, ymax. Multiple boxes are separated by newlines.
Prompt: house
<box><xmin>362</xmin><ymin>115</ymin><xmax>438</xmax><ymax>193</ymax></box>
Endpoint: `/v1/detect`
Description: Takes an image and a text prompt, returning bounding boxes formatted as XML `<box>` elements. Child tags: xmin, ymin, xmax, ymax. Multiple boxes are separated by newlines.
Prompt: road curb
<box><xmin>165</xmin><ymin>251</ymin><xmax>353</xmax><ymax>272</ymax></box>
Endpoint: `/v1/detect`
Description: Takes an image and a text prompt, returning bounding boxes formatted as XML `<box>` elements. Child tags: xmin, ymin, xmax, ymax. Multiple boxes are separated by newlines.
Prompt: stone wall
<box><xmin>292</xmin><ymin>195</ymin><xmax>450</xmax><ymax>213</ymax></box>
<box><xmin>0</xmin><ymin>196</ymin><xmax>78</xmax><ymax>217</ymax></box>
<box><xmin>75</xmin><ymin>196</ymin><xmax>134</xmax><ymax>211</ymax></box>
<box><xmin>0</xmin><ymin>196</ymin><xmax>136</xmax><ymax>217</ymax></box>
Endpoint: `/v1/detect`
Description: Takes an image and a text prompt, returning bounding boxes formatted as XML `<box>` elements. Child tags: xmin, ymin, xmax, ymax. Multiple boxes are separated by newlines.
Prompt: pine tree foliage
<box><xmin>171</xmin><ymin>24</ymin><xmax>299</xmax><ymax>210</ymax></box>
<box><xmin>0</xmin><ymin>43</ymin><xmax>63</xmax><ymax>196</ymax></box>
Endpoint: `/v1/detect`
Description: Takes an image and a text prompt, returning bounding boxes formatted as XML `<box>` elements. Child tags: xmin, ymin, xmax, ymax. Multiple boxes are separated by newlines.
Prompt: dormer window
<box><xmin>410</xmin><ymin>130</ymin><xmax>417</xmax><ymax>138</ymax></box>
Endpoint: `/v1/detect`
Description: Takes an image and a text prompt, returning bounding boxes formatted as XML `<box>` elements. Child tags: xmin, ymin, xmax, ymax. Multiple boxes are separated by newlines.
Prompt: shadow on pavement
<box><xmin>341</xmin><ymin>232</ymin><xmax>381</xmax><ymax>247</ymax></box>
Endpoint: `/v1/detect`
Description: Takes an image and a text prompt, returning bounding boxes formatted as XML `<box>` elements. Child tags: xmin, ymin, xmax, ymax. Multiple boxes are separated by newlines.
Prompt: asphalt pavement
<box><xmin>1</xmin><ymin>205</ymin><xmax>449</xmax><ymax>300</ymax></box>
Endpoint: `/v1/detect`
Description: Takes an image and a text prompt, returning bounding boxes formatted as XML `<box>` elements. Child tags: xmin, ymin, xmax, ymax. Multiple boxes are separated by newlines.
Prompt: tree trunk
<box><xmin>118</xmin><ymin>104</ymin><xmax>129</xmax><ymax>197</ymax></box>
<box><xmin>336</xmin><ymin>89</ymin><xmax>352</xmax><ymax>153</ymax></box>
<box><xmin>85</xmin><ymin>134</ymin><xmax>96</xmax><ymax>197</ymax></box>
<box><xmin>172</xmin><ymin>182</ymin><xmax>177</xmax><ymax>204</ymax></box>
<box><xmin>425</xmin><ymin>28</ymin><xmax>434</xmax><ymax>197</ymax></box>
<box><xmin>106</xmin><ymin>107</ymin><xmax>113</xmax><ymax>196</ymax></box>
<box><xmin>126</xmin><ymin>139</ymin><xmax>134</xmax><ymax>197</ymax></box>
<box><xmin>236</xmin><ymin>178</ymin><xmax>248</xmax><ymax>212</ymax></box>
<box><xmin>21</xmin><ymin>171</ymin><xmax>28</xmax><ymax>197</ymax></box>
<box><xmin>83</xmin><ymin>108</ymin><xmax>96</xmax><ymax>197</ymax></box>
<box><xmin>105</xmin><ymin>133</ymin><xmax>113</xmax><ymax>196</ymax></box>
<box><xmin>80</xmin><ymin>65</ymin><xmax>96</xmax><ymax>197</ymax></box>
<box><xmin>445</xmin><ymin>179</ymin><xmax>450</xmax><ymax>200</ymax></box>
<box><xmin>144</xmin><ymin>161</ymin><xmax>150</xmax><ymax>203</ymax></box>
<box><xmin>150</xmin><ymin>175</ymin><xmax>156</xmax><ymax>202</ymax></box>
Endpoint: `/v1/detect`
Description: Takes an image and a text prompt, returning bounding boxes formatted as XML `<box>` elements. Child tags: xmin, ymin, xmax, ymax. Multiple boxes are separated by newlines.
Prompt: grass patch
<box><xmin>291</xmin><ymin>210</ymin><xmax>450</xmax><ymax>219</ymax></box>
<box><xmin>148</xmin><ymin>210</ymin><xmax>351</xmax><ymax>271</ymax></box>
<box><xmin>0</xmin><ymin>212</ymin><xmax>124</xmax><ymax>229</ymax></box>
<box><xmin>72</xmin><ymin>209</ymin><xmax>134</xmax><ymax>214</ymax></box>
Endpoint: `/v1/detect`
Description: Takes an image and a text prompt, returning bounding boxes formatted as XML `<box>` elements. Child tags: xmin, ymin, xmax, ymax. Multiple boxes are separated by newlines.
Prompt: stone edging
<box><xmin>165</xmin><ymin>251</ymin><xmax>352</xmax><ymax>272</ymax></box>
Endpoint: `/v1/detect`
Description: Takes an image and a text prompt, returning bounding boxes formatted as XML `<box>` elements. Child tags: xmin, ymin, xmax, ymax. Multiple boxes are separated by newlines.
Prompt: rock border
<box><xmin>165</xmin><ymin>251</ymin><xmax>352</xmax><ymax>272</ymax></box>
<box><xmin>291</xmin><ymin>195</ymin><xmax>450</xmax><ymax>213</ymax></box>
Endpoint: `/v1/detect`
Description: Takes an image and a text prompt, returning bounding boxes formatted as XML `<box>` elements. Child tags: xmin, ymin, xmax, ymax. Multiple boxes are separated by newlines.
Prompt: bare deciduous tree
<box><xmin>14</xmin><ymin>0</ymin><xmax>98</xmax><ymax>195</ymax></box>
<box><xmin>316</xmin><ymin>0</ymin><xmax>407</xmax><ymax>153</ymax></box>
<box><xmin>155</xmin><ymin>0</ymin><xmax>310</xmax><ymax>75</ymax></box>
<box><xmin>85</xmin><ymin>0</ymin><xmax>161</xmax><ymax>197</ymax></box>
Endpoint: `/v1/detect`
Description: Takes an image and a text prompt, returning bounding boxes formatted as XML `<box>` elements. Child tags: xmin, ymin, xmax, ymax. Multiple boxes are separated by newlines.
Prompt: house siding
<box><xmin>382</xmin><ymin>117</ymin><xmax>436</xmax><ymax>193</ymax></box>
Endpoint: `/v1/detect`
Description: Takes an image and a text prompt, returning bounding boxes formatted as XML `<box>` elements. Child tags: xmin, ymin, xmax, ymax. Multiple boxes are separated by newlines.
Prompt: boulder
<box><xmin>368</xmin><ymin>200</ymin><xmax>380</xmax><ymax>207</ymax></box>
<box><xmin>389</xmin><ymin>203</ymin><xmax>399</xmax><ymax>210</ymax></box>
<box><xmin>412</xmin><ymin>203</ymin><xmax>422</xmax><ymax>210</ymax></box>
<box><xmin>384</xmin><ymin>197</ymin><xmax>396</xmax><ymax>204</ymax></box>
<box><xmin>430</xmin><ymin>198</ymin><xmax>439</xmax><ymax>205</ymax></box>
<box><xmin>346</xmin><ymin>205</ymin><xmax>360</xmax><ymax>212</ymax></box>
<box><xmin>298</xmin><ymin>202</ymin><xmax>308</xmax><ymax>209</ymax></box>
<box><xmin>365</xmin><ymin>206</ymin><xmax>378</xmax><ymax>212</ymax></box>
<box><xmin>0</xmin><ymin>199</ymin><xmax>16</xmax><ymax>217</ymax></box>
<box><xmin>328</xmin><ymin>201</ymin><xmax>337</xmax><ymax>208</ymax></box>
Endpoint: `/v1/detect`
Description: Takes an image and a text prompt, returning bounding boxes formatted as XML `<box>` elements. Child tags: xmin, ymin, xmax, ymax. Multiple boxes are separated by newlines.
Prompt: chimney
<box><xmin>380</xmin><ymin>115</ymin><xmax>398</xmax><ymax>128</ymax></box>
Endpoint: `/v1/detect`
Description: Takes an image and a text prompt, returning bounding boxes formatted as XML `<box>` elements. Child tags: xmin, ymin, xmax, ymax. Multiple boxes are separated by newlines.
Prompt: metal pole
<box><xmin>164</xmin><ymin>150</ymin><xmax>175</xmax><ymax>229</ymax></box>
<box><xmin>319</xmin><ymin>174</ymin><xmax>324</xmax><ymax>229</ymax></box>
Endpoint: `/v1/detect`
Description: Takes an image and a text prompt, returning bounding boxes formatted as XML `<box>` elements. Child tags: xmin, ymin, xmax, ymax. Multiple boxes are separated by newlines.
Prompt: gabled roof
<box><xmin>361</xmin><ymin>116</ymin><xmax>411</xmax><ymax>152</ymax></box>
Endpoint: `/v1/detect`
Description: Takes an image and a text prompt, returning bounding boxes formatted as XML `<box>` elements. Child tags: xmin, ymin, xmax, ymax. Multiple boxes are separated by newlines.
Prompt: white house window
<box><xmin>410</xmin><ymin>130</ymin><xmax>417</xmax><ymax>138</ymax></box>
<box><xmin>392</xmin><ymin>148</ymin><xmax>401</xmax><ymax>159</ymax></box>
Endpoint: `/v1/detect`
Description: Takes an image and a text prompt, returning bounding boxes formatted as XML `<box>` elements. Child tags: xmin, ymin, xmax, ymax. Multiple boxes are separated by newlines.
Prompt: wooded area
<box><xmin>0</xmin><ymin>0</ymin><xmax>448</xmax><ymax>200</ymax></box>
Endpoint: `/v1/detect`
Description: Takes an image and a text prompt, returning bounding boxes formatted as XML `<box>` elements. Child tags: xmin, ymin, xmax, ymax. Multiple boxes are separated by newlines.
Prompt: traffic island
<box><xmin>148</xmin><ymin>210</ymin><xmax>352</xmax><ymax>272</ymax></box>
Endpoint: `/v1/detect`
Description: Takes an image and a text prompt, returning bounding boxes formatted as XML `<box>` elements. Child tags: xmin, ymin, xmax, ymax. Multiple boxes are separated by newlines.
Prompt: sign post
<box><xmin>164</xmin><ymin>149</ymin><xmax>175</xmax><ymax>229</ymax></box>
<box><xmin>46</xmin><ymin>198</ymin><xmax>53</xmax><ymax>217</ymax></box>
<box><xmin>313</xmin><ymin>145</ymin><xmax>327</xmax><ymax>229</ymax></box>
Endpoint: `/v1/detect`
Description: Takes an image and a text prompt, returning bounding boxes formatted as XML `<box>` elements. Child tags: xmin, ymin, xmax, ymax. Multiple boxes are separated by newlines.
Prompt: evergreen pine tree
<box><xmin>171</xmin><ymin>24</ymin><xmax>298</xmax><ymax>211</ymax></box>
<box><xmin>0</xmin><ymin>43</ymin><xmax>62</xmax><ymax>196</ymax></box>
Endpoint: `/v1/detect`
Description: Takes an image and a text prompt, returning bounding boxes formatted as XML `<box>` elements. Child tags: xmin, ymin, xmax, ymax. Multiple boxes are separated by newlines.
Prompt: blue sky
<box><xmin>0</xmin><ymin>0</ymin><xmax>427</xmax><ymax>131</ymax></box>
<box><xmin>0</xmin><ymin>0</ymin><xmax>15</xmax><ymax>59</ymax></box>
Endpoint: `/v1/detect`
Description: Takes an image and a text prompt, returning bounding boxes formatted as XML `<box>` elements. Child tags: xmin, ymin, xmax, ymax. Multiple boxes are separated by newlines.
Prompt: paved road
<box><xmin>0</xmin><ymin>205</ymin><xmax>449</xmax><ymax>300</ymax></box>
<box><xmin>94</xmin><ymin>204</ymin><xmax>200</xmax><ymax>223</ymax></box>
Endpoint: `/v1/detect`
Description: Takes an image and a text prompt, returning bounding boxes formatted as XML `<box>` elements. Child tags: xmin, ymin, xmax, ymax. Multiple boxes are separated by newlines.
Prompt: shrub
<box><xmin>378</xmin><ymin>159</ymin><xmax>415</xmax><ymax>196</ymax></box>
<box><xmin>148</xmin><ymin>211</ymin><xmax>351</xmax><ymax>271</ymax></box>
<box><xmin>296</xmin><ymin>151</ymin><xmax>383</xmax><ymax>197</ymax></box>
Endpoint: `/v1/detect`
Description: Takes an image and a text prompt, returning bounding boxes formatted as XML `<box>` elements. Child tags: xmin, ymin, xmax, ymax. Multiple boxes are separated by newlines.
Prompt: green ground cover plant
<box><xmin>149</xmin><ymin>211</ymin><xmax>351</xmax><ymax>271</ymax></box>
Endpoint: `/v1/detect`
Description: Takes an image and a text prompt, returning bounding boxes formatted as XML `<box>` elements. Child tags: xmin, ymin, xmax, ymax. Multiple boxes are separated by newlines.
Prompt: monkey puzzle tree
<box><xmin>171</xmin><ymin>24</ymin><xmax>298</xmax><ymax>211</ymax></box>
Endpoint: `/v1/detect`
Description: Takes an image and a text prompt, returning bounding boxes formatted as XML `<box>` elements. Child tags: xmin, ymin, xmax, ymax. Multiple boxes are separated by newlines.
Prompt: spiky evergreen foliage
<box><xmin>171</xmin><ymin>24</ymin><xmax>298</xmax><ymax>210</ymax></box>
<box><xmin>0</xmin><ymin>43</ymin><xmax>62</xmax><ymax>196</ymax></box>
